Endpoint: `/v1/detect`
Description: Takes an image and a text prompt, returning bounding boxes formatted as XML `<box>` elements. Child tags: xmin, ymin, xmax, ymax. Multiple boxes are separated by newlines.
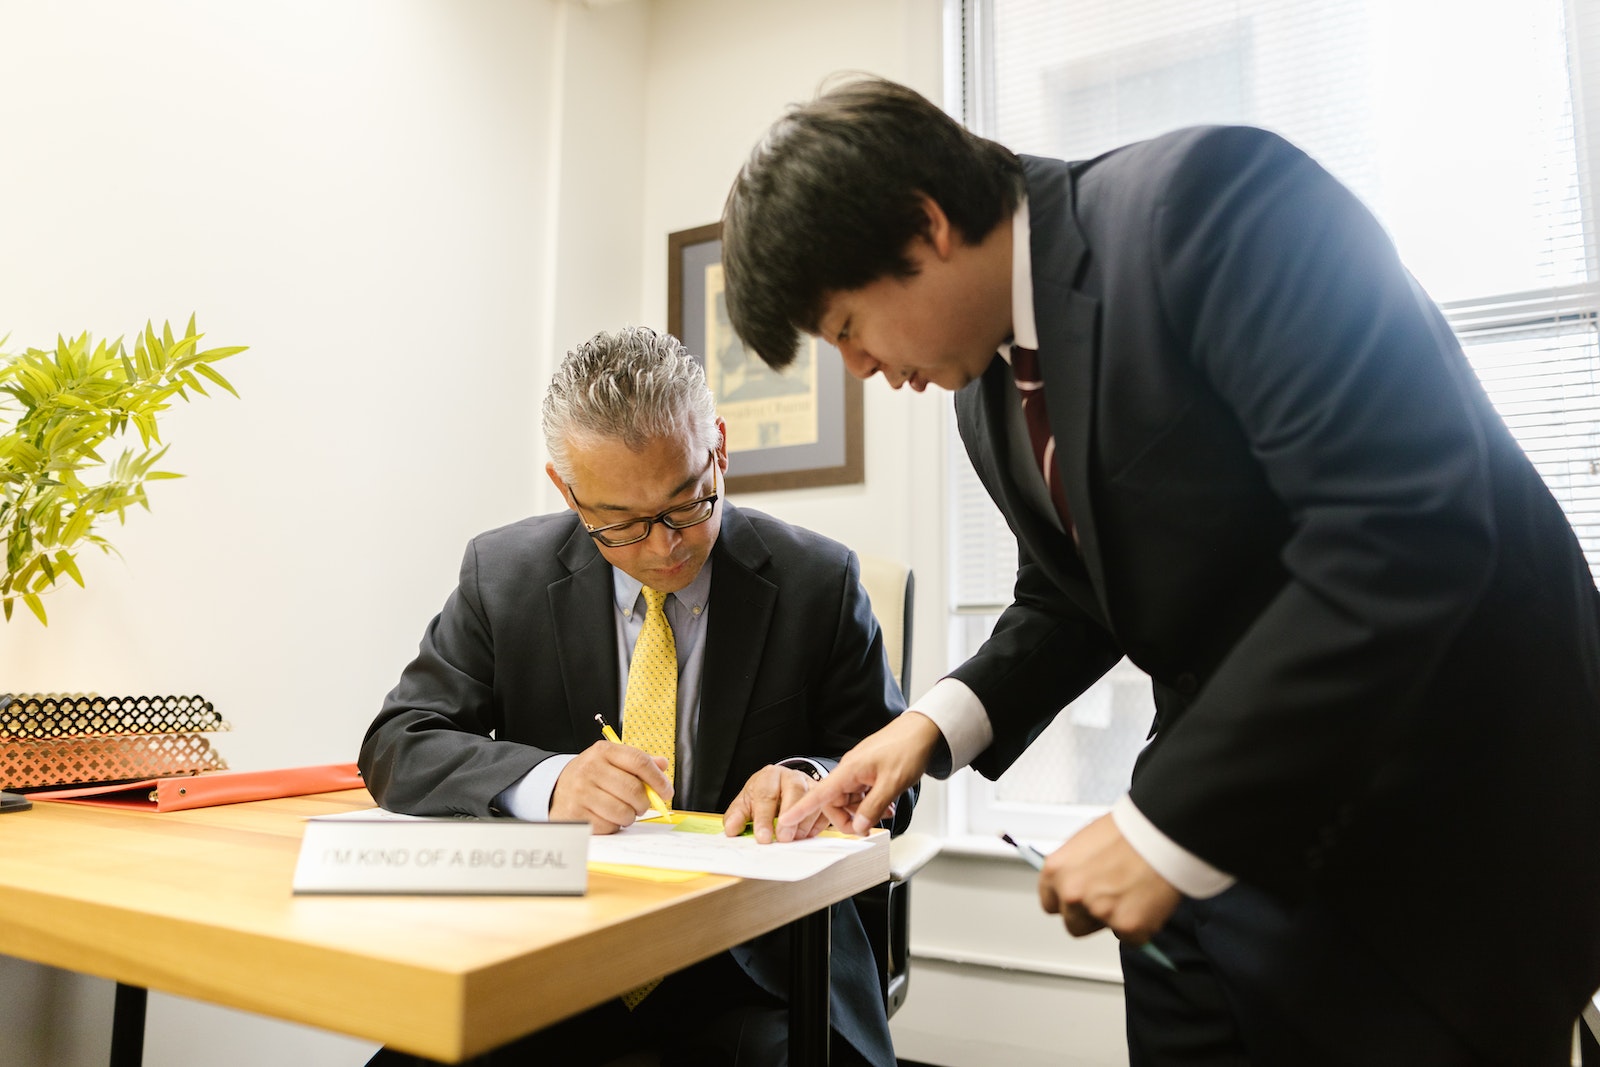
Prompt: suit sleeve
<box><xmin>358</xmin><ymin>538</ymin><xmax>561</xmax><ymax>817</ymax></box>
<box><xmin>949</xmin><ymin>537</ymin><xmax>1126</xmax><ymax>779</ymax></box>
<box><xmin>944</xmin><ymin>376</ymin><xmax>1127</xmax><ymax>778</ymax></box>
<box><xmin>1126</xmin><ymin>127</ymin><xmax>1497</xmax><ymax>892</ymax></box>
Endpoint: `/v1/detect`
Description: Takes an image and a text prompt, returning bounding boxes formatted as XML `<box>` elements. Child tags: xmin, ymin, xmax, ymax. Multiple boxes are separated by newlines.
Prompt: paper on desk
<box><xmin>310</xmin><ymin>808</ymin><xmax>873</xmax><ymax>882</ymax></box>
<box><xmin>586</xmin><ymin>819</ymin><xmax>873</xmax><ymax>881</ymax></box>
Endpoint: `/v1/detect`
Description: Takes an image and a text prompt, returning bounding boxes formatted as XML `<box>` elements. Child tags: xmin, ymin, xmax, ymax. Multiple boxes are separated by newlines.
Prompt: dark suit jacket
<box><xmin>360</xmin><ymin>503</ymin><xmax>911</xmax><ymax>1066</ymax></box>
<box><xmin>951</xmin><ymin>127</ymin><xmax>1600</xmax><ymax>1061</ymax></box>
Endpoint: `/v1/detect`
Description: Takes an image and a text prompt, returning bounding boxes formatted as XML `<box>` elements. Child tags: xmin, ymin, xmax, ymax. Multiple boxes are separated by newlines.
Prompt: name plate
<box><xmin>293</xmin><ymin>816</ymin><xmax>590</xmax><ymax>895</ymax></box>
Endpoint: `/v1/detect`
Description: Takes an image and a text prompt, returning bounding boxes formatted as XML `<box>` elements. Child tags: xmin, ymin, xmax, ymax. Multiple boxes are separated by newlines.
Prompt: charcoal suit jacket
<box><xmin>361</xmin><ymin>502</ymin><xmax>912</xmax><ymax>1066</ymax></box>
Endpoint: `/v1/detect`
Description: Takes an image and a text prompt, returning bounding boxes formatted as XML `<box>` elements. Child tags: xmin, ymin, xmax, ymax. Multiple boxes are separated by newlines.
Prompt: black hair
<box><xmin>721</xmin><ymin>76</ymin><xmax>1023</xmax><ymax>369</ymax></box>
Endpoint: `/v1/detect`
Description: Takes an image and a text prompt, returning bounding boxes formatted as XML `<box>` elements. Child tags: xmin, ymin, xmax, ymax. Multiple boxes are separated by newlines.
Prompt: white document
<box><xmin>586</xmin><ymin>820</ymin><xmax>877</xmax><ymax>882</ymax></box>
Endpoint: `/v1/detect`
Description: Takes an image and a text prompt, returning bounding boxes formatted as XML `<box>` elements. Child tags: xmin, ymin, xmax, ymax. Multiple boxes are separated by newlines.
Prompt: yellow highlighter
<box><xmin>594</xmin><ymin>714</ymin><xmax>672</xmax><ymax>818</ymax></box>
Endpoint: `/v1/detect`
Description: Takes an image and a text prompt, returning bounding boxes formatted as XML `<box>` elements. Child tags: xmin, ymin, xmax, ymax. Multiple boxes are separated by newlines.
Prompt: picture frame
<box><xmin>668</xmin><ymin>222</ymin><xmax>864</xmax><ymax>493</ymax></box>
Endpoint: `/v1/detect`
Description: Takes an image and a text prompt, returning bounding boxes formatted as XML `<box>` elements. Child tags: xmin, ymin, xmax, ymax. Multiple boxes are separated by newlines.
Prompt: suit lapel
<box><xmin>963</xmin><ymin>363</ymin><xmax>1108</xmax><ymax>628</ymax></box>
<box><xmin>1025</xmin><ymin>156</ymin><xmax>1112</xmax><ymax>605</ymax></box>
<box><xmin>549</xmin><ymin>521</ymin><xmax>622</xmax><ymax>746</ymax></box>
<box><xmin>692</xmin><ymin>504</ymin><xmax>776</xmax><ymax>811</ymax></box>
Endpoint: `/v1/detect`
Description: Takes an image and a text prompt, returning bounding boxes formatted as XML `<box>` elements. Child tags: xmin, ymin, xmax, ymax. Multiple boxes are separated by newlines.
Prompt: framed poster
<box><xmin>668</xmin><ymin>222</ymin><xmax>864</xmax><ymax>493</ymax></box>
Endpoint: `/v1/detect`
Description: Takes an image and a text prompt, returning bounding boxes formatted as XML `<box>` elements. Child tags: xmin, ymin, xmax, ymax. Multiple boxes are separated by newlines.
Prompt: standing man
<box><xmin>721</xmin><ymin>76</ymin><xmax>1600</xmax><ymax>1066</ymax></box>
<box><xmin>360</xmin><ymin>325</ymin><xmax>912</xmax><ymax>1067</ymax></box>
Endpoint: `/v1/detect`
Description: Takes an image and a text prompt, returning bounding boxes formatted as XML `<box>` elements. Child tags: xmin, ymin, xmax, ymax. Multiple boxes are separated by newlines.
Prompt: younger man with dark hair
<box><xmin>725</xmin><ymin>76</ymin><xmax>1600</xmax><ymax>1066</ymax></box>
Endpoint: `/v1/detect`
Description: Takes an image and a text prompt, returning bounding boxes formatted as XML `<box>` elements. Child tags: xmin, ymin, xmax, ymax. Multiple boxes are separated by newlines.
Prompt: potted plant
<box><xmin>0</xmin><ymin>316</ymin><xmax>244</xmax><ymax>624</ymax></box>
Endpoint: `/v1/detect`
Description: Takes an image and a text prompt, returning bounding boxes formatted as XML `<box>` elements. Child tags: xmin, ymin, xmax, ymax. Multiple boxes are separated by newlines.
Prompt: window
<box><xmin>947</xmin><ymin>0</ymin><xmax>1600</xmax><ymax>839</ymax></box>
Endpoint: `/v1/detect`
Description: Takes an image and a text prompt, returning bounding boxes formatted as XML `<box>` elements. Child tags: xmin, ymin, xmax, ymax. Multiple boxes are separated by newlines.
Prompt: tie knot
<box><xmin>1011</xmin><ymin>345</ymin><xmax>1042</xmax><ymax>385</ymax></box>
<box><xmin>642</xmin><ymin>586</ymin><xmax>669</xmax><ymax>613</ymax></box>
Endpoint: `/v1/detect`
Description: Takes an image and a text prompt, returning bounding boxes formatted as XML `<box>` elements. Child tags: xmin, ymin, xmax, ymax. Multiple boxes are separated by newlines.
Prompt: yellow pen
<box><xmin>594</xmin><ymin>714</ymin><xmax>671</xmax><ymax>817</ymax></box>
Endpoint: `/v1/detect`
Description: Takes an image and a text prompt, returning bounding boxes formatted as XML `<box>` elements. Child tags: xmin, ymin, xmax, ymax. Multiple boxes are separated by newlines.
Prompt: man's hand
<box><xmin>549</xmin><ymin>740</ymin><xmax>674</xmax><ymax>834</ymax></box>
<box><xmin>723</xmin><ymin>765</ymin><xmax>828</xmax><ymax>843</ymax></box>
<box><xmin>773</xmin><ymin>711</ymin><xmax>941</xmax><ymax>841</ymax></box>
<box><xmin>1037</xmin><ymin>812</ymin><xmax>1181</xmax><ymax>944</ymax></box>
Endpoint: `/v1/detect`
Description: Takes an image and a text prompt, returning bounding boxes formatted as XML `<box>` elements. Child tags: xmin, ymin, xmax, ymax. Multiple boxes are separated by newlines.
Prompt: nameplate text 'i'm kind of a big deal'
<box><xmin>292</xmin><ymin>813</ymin><xmax>590</xmax><ymax>895</ymax></box>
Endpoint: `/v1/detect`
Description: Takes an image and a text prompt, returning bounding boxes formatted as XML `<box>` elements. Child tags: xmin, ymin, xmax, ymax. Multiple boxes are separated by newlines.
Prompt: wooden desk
<box><xmin>0</xmin><ymin>789</ymin><xmax>888</xmax><ymax>1064</ymax></box>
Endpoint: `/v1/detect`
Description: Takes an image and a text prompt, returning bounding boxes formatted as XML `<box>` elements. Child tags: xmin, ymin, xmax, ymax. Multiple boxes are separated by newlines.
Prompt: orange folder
<box><xmin>23</xmin><ymin>762</ymin><xmax>363</xmax><ymax>812</ymax></box>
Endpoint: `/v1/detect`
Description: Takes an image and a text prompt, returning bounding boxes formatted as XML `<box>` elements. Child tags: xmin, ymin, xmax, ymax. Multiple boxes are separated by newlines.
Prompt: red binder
<box><xmin>23</xmin><ymin>762</ymin><xmax>364</xmax><ymax>812</ymax></box>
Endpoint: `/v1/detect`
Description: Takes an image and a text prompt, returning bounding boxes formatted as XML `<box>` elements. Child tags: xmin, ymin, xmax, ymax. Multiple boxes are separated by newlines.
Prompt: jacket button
<box><xmin>1175</xmin><ymin>672</ymin><xmax>1199</xmax><ymax>697</ymax></box>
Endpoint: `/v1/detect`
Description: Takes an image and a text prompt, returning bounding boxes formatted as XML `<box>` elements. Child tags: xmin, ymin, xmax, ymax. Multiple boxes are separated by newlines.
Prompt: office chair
<box><xmin>854</xmin><ymin>554</ymin><xmax>939</xmax><ymax>1019</ymax></box>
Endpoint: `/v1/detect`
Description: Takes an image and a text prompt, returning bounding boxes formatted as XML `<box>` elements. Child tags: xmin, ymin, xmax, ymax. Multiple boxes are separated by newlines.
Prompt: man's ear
<box><xmin>916</xmin><ymin>192</ymin><xmax>955</xmax><ymax>259</ymax></box>
<box><xmin>713</xmin><ymin>417</ymin><xmax>729</xmax><ymax>473</ymax></box>
<box><xmin>546</xmin><ymin>463</ymin><xmax>575</xmax><ymax>509</ymax></box>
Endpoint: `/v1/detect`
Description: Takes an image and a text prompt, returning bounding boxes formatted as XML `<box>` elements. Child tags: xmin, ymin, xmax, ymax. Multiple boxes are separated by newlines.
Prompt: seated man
<box><xmin>359</xmin><ymin>325</ymin><xmax>914</xmax><ymax>1067</ymax></box>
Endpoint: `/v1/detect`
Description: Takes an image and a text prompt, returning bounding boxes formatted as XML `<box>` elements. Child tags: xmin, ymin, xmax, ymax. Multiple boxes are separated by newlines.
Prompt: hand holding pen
<box><xmin>595</xmin><ymin>714</ymin><xmax>672</xmax><ymax>818</ymax></box>
<box><xmin>547</xmin><ymin>716</ymin><xmax>674</xmax><ymax>832</ymax></box>
<box><xmin>1002</xmin><ymin>832</ymin><xmax>1178</xmax><ymax>972</ymax></box>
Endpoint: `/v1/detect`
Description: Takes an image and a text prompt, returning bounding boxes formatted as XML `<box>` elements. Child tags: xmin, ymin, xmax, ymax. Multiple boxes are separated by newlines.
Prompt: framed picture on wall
<box><xmin>668</xmin><ymin>222</ymin><xmax>864</xmax><ymax>494</ymax></box>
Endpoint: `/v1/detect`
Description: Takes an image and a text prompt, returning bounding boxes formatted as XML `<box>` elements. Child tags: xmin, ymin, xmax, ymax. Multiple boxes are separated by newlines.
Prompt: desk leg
<box><xmin>788</xmin><ymin>907</ymin><xmax>831</xmax><ymax>1067</ymax></box>
<box><xmin>110</xmin><ymin>983</ymin><xmax>146</xmax><ymax>1067</ymax></box>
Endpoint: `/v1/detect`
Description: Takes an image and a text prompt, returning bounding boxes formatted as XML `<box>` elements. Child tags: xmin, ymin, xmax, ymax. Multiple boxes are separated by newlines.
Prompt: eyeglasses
<box><xmin>570</xmin><ymin>453</ymin><xmax>721</xmax><ymax>548</ymax></box>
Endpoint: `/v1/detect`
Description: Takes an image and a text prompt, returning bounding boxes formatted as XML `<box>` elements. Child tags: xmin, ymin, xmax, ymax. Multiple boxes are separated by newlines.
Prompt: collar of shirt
<box><xmin>1001</xmin><ymin>196</ymin><xmax>1039</xmax><ymax>366</ymax></box>
<box><xmin>611</xmin><ymin>557</ymin><xmax>713</xmax><ymax>624</ymax></box>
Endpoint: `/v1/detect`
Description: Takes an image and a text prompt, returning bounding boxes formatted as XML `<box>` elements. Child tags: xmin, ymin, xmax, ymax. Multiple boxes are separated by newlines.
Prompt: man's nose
<box><xmin>836</xmin><ymin>340</ymin><xmax>878</xmax><ymax>380</ymax></box>
<box><xmin>646</xmin><ymin>521</ymin><xmax>683</xmax><ymax>548</ymax></box>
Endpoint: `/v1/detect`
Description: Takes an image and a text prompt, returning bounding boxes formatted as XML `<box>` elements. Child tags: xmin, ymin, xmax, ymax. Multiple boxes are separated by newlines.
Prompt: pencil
<box><xmin>595</xmin><ymin>714</ymin><xmax>671</xmax><ymax>817</ymax></box>
<box><xmin>1000</xmin><ymin>833</ymin><xmax>1178</xmax><ymax>972</ymax></box>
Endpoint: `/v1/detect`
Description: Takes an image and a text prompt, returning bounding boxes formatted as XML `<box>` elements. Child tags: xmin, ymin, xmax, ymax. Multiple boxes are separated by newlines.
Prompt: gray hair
<box><xmin>542</xmin><ymin>326</ymin><xmax>719</xmax><ymax>481</ymax></box>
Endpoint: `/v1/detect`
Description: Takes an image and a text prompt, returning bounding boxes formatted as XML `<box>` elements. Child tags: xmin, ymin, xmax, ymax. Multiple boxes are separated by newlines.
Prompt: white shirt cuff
<box><xmin>494</xmin><ymin>753</ymin><xmax>578</xmax><ymax>821</ymax></box>
<box><xmin>1111</xmin><ymin>793</ymin><xmax>1235</xmax><ymax>899</ymax></box>
<box><xmin>908</xmin><ymin>677</ymin><xmax>994</xmax><ymax>775</ymax></box>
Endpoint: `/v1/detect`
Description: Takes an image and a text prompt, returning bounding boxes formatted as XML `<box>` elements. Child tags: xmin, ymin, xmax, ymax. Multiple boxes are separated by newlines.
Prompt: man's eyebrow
<box><xmin>586</xmin><ymin>467</ymin><xmax>706</xmax><ymax>514</ymax></box>
<box><xmin>666</xmin><ymin>468</ymin><xmax>703</xmax><ymax>499</ymax></box>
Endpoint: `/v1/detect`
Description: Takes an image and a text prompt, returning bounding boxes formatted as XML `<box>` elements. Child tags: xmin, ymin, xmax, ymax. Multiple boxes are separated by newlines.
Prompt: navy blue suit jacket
<box><xmin>951</xmin><ymin>127</ymin><xmax>1600</xmax><ymax>1060</ymax></box>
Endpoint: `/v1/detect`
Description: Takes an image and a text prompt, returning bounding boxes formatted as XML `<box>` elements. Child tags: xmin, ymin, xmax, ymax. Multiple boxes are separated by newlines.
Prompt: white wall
<box><xmin>0</xmin><ymin>1</ymin><xmax>1128</xmax><ymax>1064</ymax></box>
<box><xmin>0</xmin><ymin>0</ymin><xmax>564</xmax><ymax>765</ymax></box>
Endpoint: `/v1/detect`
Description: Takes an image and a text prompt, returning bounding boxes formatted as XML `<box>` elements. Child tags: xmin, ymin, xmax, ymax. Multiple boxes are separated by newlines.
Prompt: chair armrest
<box><xmin>889</xmin><ymin>832</ymin><xmax>940</xmax><ymax>883</ymax></box>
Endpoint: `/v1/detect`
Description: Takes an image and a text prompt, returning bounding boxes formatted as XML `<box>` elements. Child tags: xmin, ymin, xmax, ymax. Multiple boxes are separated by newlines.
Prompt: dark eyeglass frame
<box><xmin>570</xmin><ymin>452</ymin><xmax>721</xmax><ymax>548</ymax></box>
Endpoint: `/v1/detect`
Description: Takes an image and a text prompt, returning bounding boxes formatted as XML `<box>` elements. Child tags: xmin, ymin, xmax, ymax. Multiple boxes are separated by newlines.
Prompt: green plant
<box><xmin>0</xmin><ymin>316</ymin><xmax>245</xmax><ymax>624</ymax></box>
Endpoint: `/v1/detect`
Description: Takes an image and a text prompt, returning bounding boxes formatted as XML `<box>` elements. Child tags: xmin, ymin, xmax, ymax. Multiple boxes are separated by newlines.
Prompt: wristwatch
<box><xmin>779</xmin><ymin>757</ymin><xmax>826</xmax><ymax>781</ymax></box>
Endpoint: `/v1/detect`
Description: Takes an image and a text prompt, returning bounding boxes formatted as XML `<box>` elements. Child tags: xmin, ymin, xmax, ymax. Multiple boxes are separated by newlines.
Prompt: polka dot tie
<box><xmin>619</xmin><ymin>585</ymin><xmax>676</xmax><ymax>1009</ymax></box>
<box><xmin>621</xmin><ymin>586</ymin><xmax>677</xmax><ymax>786</ymax></box>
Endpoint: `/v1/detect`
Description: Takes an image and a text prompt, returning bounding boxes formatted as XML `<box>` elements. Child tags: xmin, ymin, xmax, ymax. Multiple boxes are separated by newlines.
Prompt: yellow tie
<box><xmin>619</xmin><ymin>585</ymin><xmax>676</xmax><ymax>1010</ymax></box>
<box><xmin>621</xmin><ymin>586</ymin><xmax>677</xmax><ymax>785</ymax></box>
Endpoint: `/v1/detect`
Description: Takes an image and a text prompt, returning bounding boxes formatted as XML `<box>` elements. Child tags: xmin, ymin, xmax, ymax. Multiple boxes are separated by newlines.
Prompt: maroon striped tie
<box><xmin>1011</xmin><ymin>346</ymin><xmax>1074</xmax><ymax>531</ymax></box>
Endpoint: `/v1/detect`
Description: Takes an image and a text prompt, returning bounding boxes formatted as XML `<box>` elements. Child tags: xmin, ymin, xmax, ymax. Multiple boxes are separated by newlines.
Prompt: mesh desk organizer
<box><xmin>0</xmin><ymin>693</ymin><xmax>228</xmax><ymax>789</ymax></box>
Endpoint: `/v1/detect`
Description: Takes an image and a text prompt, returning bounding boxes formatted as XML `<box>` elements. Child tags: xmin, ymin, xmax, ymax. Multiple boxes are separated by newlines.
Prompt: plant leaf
<box><xmin>192</xmin><ymin>362</ymin><xmax>238</xmax><ymax>397</ymax></box>
<box><xmin>54</xmin><ymin>551</ymin><xmax>83</xmax><ymax>587</ymax></box>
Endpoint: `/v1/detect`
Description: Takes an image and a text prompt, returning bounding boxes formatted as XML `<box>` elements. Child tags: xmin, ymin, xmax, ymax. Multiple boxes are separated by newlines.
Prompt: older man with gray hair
<box><xmin>360</xmin><ymin>325</ymin><xmax>912</xmax><ymax>1067</ymax></box>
